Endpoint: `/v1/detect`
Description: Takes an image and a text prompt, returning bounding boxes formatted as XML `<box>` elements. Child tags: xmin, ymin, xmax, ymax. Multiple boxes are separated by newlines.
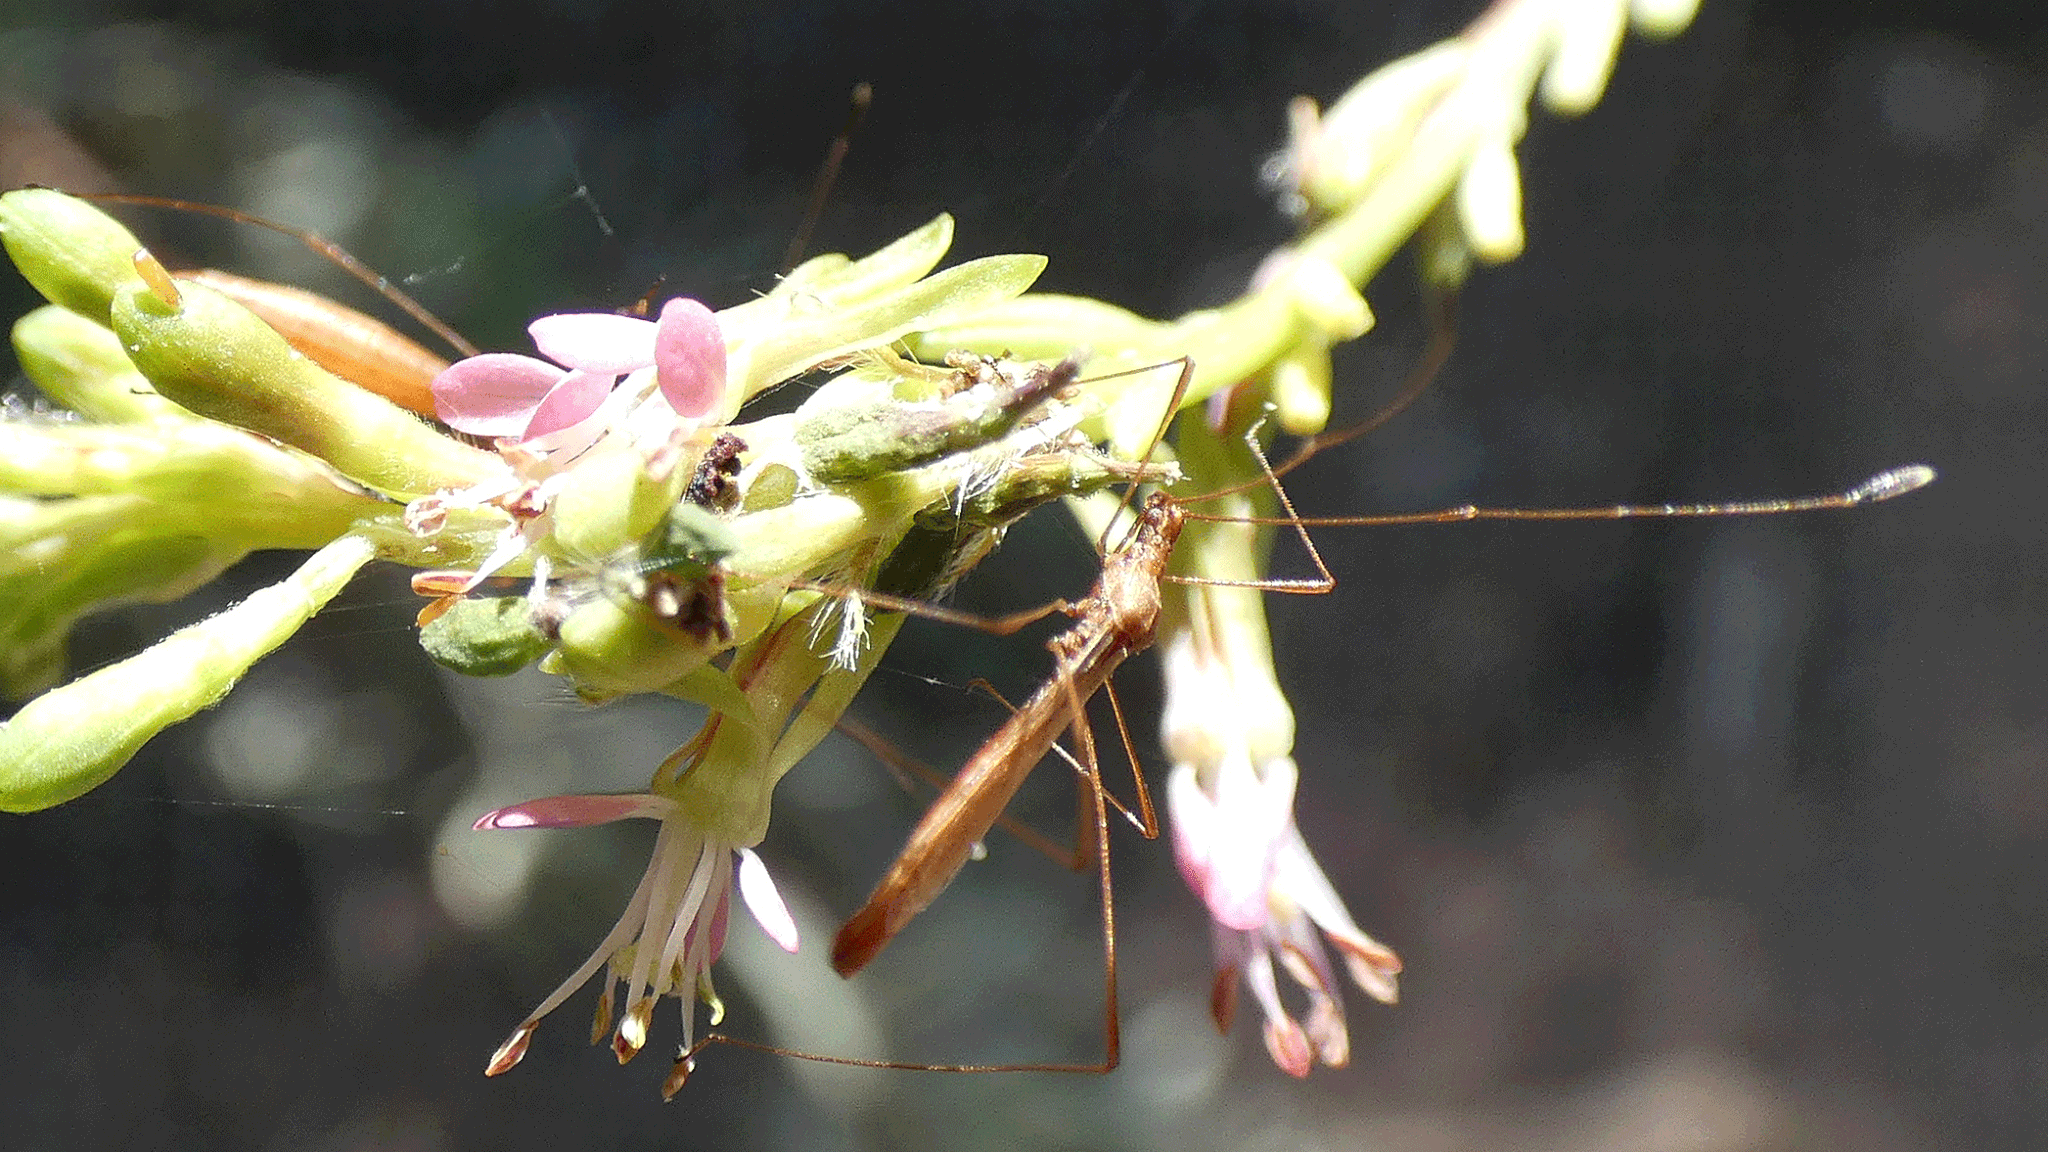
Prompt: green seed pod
<box><xmin>552</xmin><ymin>596</ymin><xmax>725</xmax><ymax>701</ymax></box>
<box><xmin>419</xmin><ymin>596</ymin><xmax>551</xmax><ymax>677</ymax></box>
<box><xmin>0</xmin><ymin>188</ymin><xmax>147</xmax><ymax>325</ymax></box>
<box><xmin>795</xmin><ymin>355</ymin><xmax>1079</xmax><ymax>483</ymax></box>
<box><xmin>110</xmin><ymin>278</ymin><xmax>503</xmax><ymax>496</ymax></box>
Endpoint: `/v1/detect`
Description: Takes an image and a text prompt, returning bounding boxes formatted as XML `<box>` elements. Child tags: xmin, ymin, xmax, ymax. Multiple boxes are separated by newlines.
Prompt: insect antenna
<box><xmin>82</xmin><ymin>191</ymin><xmax>479</xmax><ymax>357</ymax></box>
<box><xmin>783</xmin><ymin>82</ymin><xmax>873</xmax><ymax>273</ymax></box>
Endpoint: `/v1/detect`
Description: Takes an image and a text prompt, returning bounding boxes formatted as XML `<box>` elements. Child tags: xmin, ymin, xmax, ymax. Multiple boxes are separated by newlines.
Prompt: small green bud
<box><xmin>110</xmin><ymin>278</ymin><xmax>503</xmax><ymax>496</ymax></box>
<box><xmin>1455</xmin><ymin>134</ymin><xmax>1526</xmax><ymax>263</ymax></box>
<box><xmin>0</xmin><ymin>188</ymin><xmax>147</xmax><ymax>324</ymax></box>
<box><xmin>419</xmin><ymin>596</ymin><xmax>550</xmax><ymax>677</ymax></box>
<box><xmin>1540</xmin><ymin>0</ymin><xmax>1627</xmax><ymax>116</ymax></box>
<box><xmin>1630</xmin><ymin>0</ymin><xmax>1701</xmax><ymax>40</ymax></box>
<box><xmin>1291</xmin><ymin>40</ymin><xmax>1471</xmax><ymax>217</ymax></box>
<box><xmin>1268</xmin><ymin>345</ymin><xmax>1333</xmax><ymax>437</ymax></box>
<box><xmin>552</xmin><ymin>596</ymin><xmax>724</xmax><ymax>701</ymax></box>
<box><xmin>1283</xmin><ymin>255</ymin><xmax>1374</xmax><ymax>342</ymax></box>
<box><xmin>0</xmin><ymin>534</ymin><xmax>375</xmax><ymax>811</ymax></box>
<box><xmin>11</xmin><ymin>304</ymin><xmax>183</xmax><ymax>423</ymax></box>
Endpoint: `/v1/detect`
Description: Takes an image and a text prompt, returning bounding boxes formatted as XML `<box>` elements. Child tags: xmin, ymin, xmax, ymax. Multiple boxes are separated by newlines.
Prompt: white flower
<box><xmin>472</xmin><ymin>792</ymin><xmax>797</xmax><ymax>1094</ymax></box>
<box><xmin>1161</xmin><ymin>627</ymin><xmax>1400</xmax><ymax>1076</ymax></box>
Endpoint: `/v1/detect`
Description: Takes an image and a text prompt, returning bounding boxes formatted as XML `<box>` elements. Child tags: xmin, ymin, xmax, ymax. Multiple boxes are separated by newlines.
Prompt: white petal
<box><xmin>1199</xmin><ymin>752</ymin><xmax>1297</xmax><ymax>932</ymax></box>
<box><xmin>528</xmin><ymin>311</ymin><xmax>658</xmax><ymax>374</ymax></box>
<box><xmin>1273</xmin><ymin>824</ymin><xmax>1402</xmax><ymax>1004</ymax></box>
<box><xmin>736</xmin><ymin>847</ymin><xmax>800</xmax><ymax>953</ymax></box>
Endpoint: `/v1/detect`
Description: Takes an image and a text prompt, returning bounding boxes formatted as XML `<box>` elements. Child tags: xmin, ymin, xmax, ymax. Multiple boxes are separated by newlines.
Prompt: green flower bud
<box><xmin>0</xmin><ymin>534</ymin><xmax>376</xmax><ymax>811</ymax></box>
<box><xmin>110</xmin><ymin>277</ymin><xmax>503</xmax><ymax>496</ymax></box>
<box><xmin>0</xmin><ymin>188</ymin><xmax>147</xmax><ymax>325</ymax></box>
<box><xmin>552</xmin><ymin>595</ymin><xmax>725</xmax><ymax>702</ymax></box>
<box><xmin>0</xmin><ymin>495</ymin><xmax>239</xmax><ymax>699</ymax></box>
<box><xmin>1290</xmin><ymin>40</ymin><xmax>1470</xmax><ymax>217</ymax></box>
<box><xmin>1268</xmin><ymin>344</ymin><xmax>1333</xmax><ymax>437</ymax></box>
<box><xmin>1630</xmin><ymin>0</ymin><xmax>1701</xmax><ymax>40</ymax></box>
<box><xmin>1539</xmin><ymin>0</ymin><xmax>1627</xmax><ymax>116</ymax></box>
<box><xmin>11</xmin><ymin>304</ymin><xmax>183</xmax><ymax>423</ymax></box>
<box><xmin>548</xmin><ymin>436</ymin><xmax>690</xmax><ymax>563</ymax></box>
<box><xmin>1455</xmin><ymin>134</ymin><xmax>1526</xmax><ymax>262</ymax></box>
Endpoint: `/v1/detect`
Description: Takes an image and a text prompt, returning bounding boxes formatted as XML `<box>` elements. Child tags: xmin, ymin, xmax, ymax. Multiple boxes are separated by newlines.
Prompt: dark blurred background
<box><xmin>2</xmin><ymin>1</ymin><xmax>2042</xmax><ymax>1149</ymax></box>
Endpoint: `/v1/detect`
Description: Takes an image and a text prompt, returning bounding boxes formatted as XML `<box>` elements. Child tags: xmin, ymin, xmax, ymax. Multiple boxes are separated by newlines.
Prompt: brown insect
<box><xmin>89</xmin><ymin>194</ymin><xmax>1934</xmax><ymax>1085</ymax></box>
<box><xmin>800</xmin><ymin>345</ymin><xmax>1934</xmax><ymax>1075</ymax></box>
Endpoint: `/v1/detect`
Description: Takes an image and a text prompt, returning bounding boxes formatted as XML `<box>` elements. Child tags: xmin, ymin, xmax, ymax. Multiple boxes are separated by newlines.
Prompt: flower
<box><xmin>472</xmin><ymin>791</ymin><xmax>798</xmax><ymax>1096</ymax></box>
<box><xmin>1160</xmin><ymin>624</ymin><xmax>1402</xmax><ymax>1077</ymax></box>
<box><xmin>431</xmin><ymin>297</ymin><xmax>727</xmax><ymax>452</ymax></box>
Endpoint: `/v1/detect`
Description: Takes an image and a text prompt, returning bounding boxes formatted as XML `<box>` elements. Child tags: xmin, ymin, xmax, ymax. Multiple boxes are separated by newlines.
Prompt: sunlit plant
<box><xmin>0</xmin><ymin>0</ymin><xmax>1705</xmax><ymax>1095</ymax></box>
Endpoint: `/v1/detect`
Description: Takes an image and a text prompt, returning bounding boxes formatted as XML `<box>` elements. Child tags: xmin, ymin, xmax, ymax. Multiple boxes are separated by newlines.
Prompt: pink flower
<box><xmin>1169</xmin><ymin>756</ymin><xmax>1401</xmax><ymax>1076</ymax></box>
<box><xmin>431</xmin><ymin>297</ymin><xmax>727</xmax><ymax>449</ymax></box>
<box><xmin>1160</xmin><ymin>626</ymin><xmax>1400</xmax><ymax>1077</ymax></box>
<box><xmin>472</xmin><ymin>792</ymin><xmax>798</xmax><ymax>1094</ymax></box>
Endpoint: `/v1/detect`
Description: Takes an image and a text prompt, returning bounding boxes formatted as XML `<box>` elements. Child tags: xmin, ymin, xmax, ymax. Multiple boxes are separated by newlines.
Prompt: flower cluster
<box><xmin>0</xmin><ymin>0</ymin><xmax>1721</xmax><ymax>1097</ymax></box>
<box><xmin>432</xmin><ymin>297</ymin><xmax>725</xmax><ymax>457</ymax></box>
<box><xmin>472</xmin><ymin>793</ymin><xmax>796</xmax><ymax>1097</ymax></box>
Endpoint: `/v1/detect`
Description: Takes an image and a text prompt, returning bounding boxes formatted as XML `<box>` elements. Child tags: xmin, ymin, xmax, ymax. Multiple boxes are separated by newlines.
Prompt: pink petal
<box><xmin>652</xmin><ymin>297</ymin><xmax>726</xmax><ymax>420</ymax></box>
<box><xmin>432</xmin><ymin>353</ymin><xmax>565</xmax><ymax>437</ymax></box>
<box><xmin>522</xmin><ymin>368</ymin><xmax>615</xmax><ymax>440</ymax></box>
<box><xmin>1167</xmin><ymin>764</ymin><xmax>1216</xmax><ymax>903</ymax></box>
<box><xmin>735</xmin><ymin>847</ymin><xmax>800</xmax><ymax>953</ymax></box>
<box><xmin>472</xmin><ymin>793</ymin><xmax>678</xmax><ymax>830</ymax></box>
<box><xmin>528</xmin><ymin>311</ymin><xmax>658</xmax><ymax>374</ymax></box>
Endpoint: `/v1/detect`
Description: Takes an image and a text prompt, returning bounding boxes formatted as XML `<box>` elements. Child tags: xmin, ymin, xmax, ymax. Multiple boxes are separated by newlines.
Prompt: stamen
<box><xmin>484</xmin><ymin>1021</ymin><xmax>538</xmax><ymax>1077</ymax></box>
<box><xmin>131</xmin><ymin>247</ymin><xmax>181</xmax><ymax>308</ymax></box>
<box><xmin>660</xmin><ymin>1054</ymin><xmax>695</xmax><ymax>1101</ymax></box>
<box><xmin>614</xmin><ymin>996</ymin><xmax>655</xmax><ymax>1063</ymax></box>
